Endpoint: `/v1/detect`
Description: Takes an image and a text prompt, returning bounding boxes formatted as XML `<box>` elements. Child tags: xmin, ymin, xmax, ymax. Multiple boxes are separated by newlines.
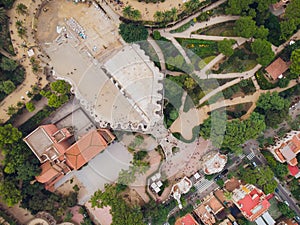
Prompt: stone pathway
<box><xmin>170</xmin><ymin>79</ymin><xmax>299</xmax><ymax>139</ymax></box>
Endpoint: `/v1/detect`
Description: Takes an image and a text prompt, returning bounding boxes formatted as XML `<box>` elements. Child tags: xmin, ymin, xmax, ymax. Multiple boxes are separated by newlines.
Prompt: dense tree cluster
<box><xmin>290</xmin><ymin>48</ymin><xmax>300</xmax><ymax>75</ymax></box>
<box><xmin>263</xmin><ymin>151</ymin><xmax>288</xmax><ymax>179</ymax></box>
<box><xmin>90</xmin><ymin>184</ymin><xmax>144</xmax><ymax>225</ymax></box>
<box><xmin>240</xmin><ymin>165</ymin><xmax>277</xmax><ymax>194</ymax></box>
<box><xmin>41</xmin><ymin>80</ymin><xmax>71</xmax><ymax>108</ymax></box>
<box><xmin>251</xmin><ymin>39</ymin><xmax>275</xmax><ymax>66</ymax></box>
<box><xmin>0</xmin><ymin>124</ymin><xmax>78</xmax><ymax>219</ymax></box>
<box><xmin>0</xmin><ymin>55</ymin><xmax>24</xmax><ymax>101</ymax></box>
<box><xmin>256</xmin><ymin>92</ymin><xmax>290</xmax><ymax>127</ymax></box>
<box><xmin>119</xmin><ymin>23</ymin><xmax>148</xmax><ymax>43</ymax></box>
<box><xmin>217</xmin><ymin>39</ymin><xmax>235</xmax><ymax>57</ymax></box>
<box><xmin>280</xmin><ymin>0</ymin><xmax>300</xmax><ymax>40</ymax></box>
<box><xmin>226</xmin><ymin>0</ymin><xmax>277</xmax><ymax>16</ymax></box>
<box><xmin>200</xmin><ymin>112</ymin><xmax>266</xmax><ymax>154</ymax></box>
<box><xmin>278</xmin><ymin>202</ymin><xmax>296</xmax><ymax>218</ymax></box>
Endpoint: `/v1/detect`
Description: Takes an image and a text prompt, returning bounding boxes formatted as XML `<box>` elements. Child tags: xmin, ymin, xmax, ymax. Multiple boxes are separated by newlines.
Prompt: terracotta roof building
<box><xmin>175</xmin><ymin>214</ymin><xmax>199</xmax><ymax>225</ymax></box>
<box><xmin>268</xmin><ymin>130</ymin><xmax>300</xmax><ymax>166</ymax></box>
<box><xmin>265</xmin><ymin>57</ymin><xmax>290</xmax><ymax>80</ymax></box>
<box><xmin>194</xmin><ymin>194</ymin><xmax>224</xmax><ymax>225</ymax></box>
<box><xmin>232</xmin><ymin>184</ymin><xmax>270</xmax><ymax>221</ymax></box>
<box><xmin>24</xmin><ymin>124</ymin><xmax>115</xmax><ymax>191</ymax></box>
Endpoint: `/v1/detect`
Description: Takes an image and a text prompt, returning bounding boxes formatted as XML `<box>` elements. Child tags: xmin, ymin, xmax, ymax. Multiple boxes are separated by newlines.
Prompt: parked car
<box><xmin>214</xmin><ymin>174</ymin><xmax>222</xmax><ymax>181</ymax></box>
<box><xmin>221</xmin><ymin>169</ymin><xmax>228</xmax><ymax>176</ymax></box>
<box><xmin>284</xmin><ymin>200</ymin><xmax>290</xmax><ymax>206</ymax></box>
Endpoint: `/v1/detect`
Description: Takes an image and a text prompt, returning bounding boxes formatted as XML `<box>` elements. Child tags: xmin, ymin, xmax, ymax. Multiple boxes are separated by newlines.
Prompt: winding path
<box><xmin>0</xmin><ymin>0</ymin><xmax>49</xmax><ymax>123</ymax></box>
<box><xmin>170</xmin><ymin>80</ymin><xmax>299</xmax><ymax>139</ymax></box>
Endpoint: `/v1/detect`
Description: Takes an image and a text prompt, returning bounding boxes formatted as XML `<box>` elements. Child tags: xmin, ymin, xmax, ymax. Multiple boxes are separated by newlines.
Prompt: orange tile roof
<box><xmin>175</xmin><ymin>214</ymin><xmax>199</xmax><ymax>225</ymax></box>
<box><xmin>65</xmin><ymin>130</ymin><xmax>110</xmax><ymax>170</ymax></box>
<box><xmin>36</xmin><ymin>161</ymin><xmax>61</xmax><ymax>183</ymax></box>
<box><xmin>275</xmin><ymin>149</ymin><xmax>285</xmax><ymax>161</ymax></box>
<box><xmin>265</xmin><ymin>58</ymin><xmax>290</xmax><ymax>80</ymax></box>
<box><xmin>225</xmin><ymin>178</ymin><xmax>241</xmax><ymax>192</ymax></box>
<box><xmin>289</xmin><ymin>158</ymin><xmax>298</xmax><ymax>166</ymax></box>
<box><xmin>208</xmin><ymin>195</ymin><xmax>224</xmax><ymax>214</ymax></box>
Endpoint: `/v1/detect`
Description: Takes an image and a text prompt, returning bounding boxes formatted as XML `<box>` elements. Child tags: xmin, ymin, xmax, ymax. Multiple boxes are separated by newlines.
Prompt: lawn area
<box><xmin>198</xmin><ymin>55</ymin><xmax>215</xmax><ymax>69</ymax></box>
<box><xmin>176</xmin><ymin>38</ymin><xmax>219</xmax><ymax>59</ymax></box>
<box><xmin>195</xmin><ymin>21</ymin><xmax>236</xmax><ymax>37</ymax></box>
<box><xmin>212</xmin><ymin>47</ymin><xmax>257</xmax><ymax>74</ymax></box>
<box><xmin>138</xmin><ymin>41</ymin><xmax>161</xmax><ymax>69</ymax></box>
<box><xmin>268</xmin><ymin>197</ymin><xmax>282</xmax><ymax>219</ymax></box>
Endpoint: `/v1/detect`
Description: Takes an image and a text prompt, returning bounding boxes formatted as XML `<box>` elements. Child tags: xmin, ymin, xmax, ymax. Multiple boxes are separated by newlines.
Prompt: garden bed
<box><xmin>195</xmin><ymin>21</ymin><xmax>236</xmax><ymax>37</ymax></box>
<box><xmin>176</xmin><ymin>38</ymin><xmax>219</xmax><ymax>59</ymax></box>
<box><xmin>226</xmin><ymin>102</ymin><xmax>253</xmax><ymax>119</ymax></box>
<box><xmin>212</xmin><ymin>47</ymin><xmax>257</xmax><ymax>74</ymax></box>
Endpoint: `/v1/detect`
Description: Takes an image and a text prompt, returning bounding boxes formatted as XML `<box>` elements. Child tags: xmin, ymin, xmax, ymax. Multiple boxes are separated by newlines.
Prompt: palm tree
<box><xmin>154</xmin><ymin>11</ymin><xmax>164</xmax><ymax>22</ymax></box>
<box><xmin>0</xmin><ymin>7</ymin><xmax>6</xmax><ymax>24</ymax></box>
<box><xmin>15</xmin><ymin>20</ymin><xmax>23</xmax><ymax>28</ymax></box>
<box><xmin>131</xmin><ymin>9</ymin><xmax>141</xmax><ymax>20</ymax></box>
<box><xmin>224</xmin><ymin>190</ymin><xmax>233</xmax><ymax>200</ymax></box>
<box><xmin>17</xmin><ymin>27</ymin><xmax>27</xmax><ymax>38</ymax></box>
<box><xmin>16</xmin><ymin>3</ymin><xmax>28</xmax><ymax>15</ymax></box>
<box><xmin>170</xmin><ymin>7</ymin><xmax>178</xmax><ymax>22</ymax></box>
<box><xmin>122</xmin><ymin>5</ymin><xmax>133</xmax><ymax>18</ymax></box>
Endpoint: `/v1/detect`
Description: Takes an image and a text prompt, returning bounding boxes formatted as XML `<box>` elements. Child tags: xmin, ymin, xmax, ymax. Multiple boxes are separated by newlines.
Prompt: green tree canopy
<box><xmin>284</xmin><ymin>0</ymin><xmax>300</xmax><ymax>26</ymax></box>
<box><xmin>200</xmin><ymin>112</ymin><xmax>265</xmax><ymax>154</ymax></box>
<box><xmin>90</xmin><ymin>184</ymin><xmax>144</xmax><ymax>225</ymax></box>
<box><xmin>0</xmin><ymin>7</ymin><xmax>6</xmax><ymax>24</ymax></box>
<box><xmin>119</xmin><ymin>23</ymin><xmax>148</xmax><ymax>43</ymax></box>
<box><xmin>251</xmin><ymin>39</ymin><xmax>275</xmax><ymax>66</ymax></box>
<box><xmin>240</xmin><ymin>166</ymin><xmax>277</xmax><ymax>194</ymax></box>
<box><xmin>0</xmin><ymin>80</ymin><xmax>15</xmax><ymax>94</ymax></box>
<box><xmin>50</xmin><ymin>80</ymin><xmax>71</xmax><ymax>95</ymax></box>
<box><xmin>290</xmin><ymin>48</ymin><xmax>300</xmax><ymax>75</ymax></box>
<box><xmin>0</xmin><ymin>180</ymin><xmax>22</xmax><ymax>206</ymax></box>
<box><xmin>16</xmin><ymin>3</ymin><xmax>27</xmax><ymax>15</ymax></box>
<box><xmin>256</xmin><ymin>92</ymin><xmax>290</xmax><ymax>127</ymax></box>
<box><xmin>25</xmin><ymin>102</ymin><xmax>35</xmax><ymax>112</ymax></box>
<box><xmin>234</xmin><ymin>16</ymin><xmax>257</xmax><ymax>38</ymax></box>
<box><xmin>217</xmin><ymin>39</ymin><xmax>235</xmax><ymax>57</ymax></box>
<box><xmin>0</xmin><ymin>124</ymin><xmax>22</xmax><ymax>148</ymax></box>
<box><xmin>41</xmin><ymin>80</ymin><xmax>71</xmax><ymax>108</ymax></box>
<box><xmin>0</xmin><ymin>57</ymin><xmax>18</xmax><ymax>71</ymax></box>
<box><xmin>255</xmin><ymin>26</ymin><xmax>269</xmax><ymax>39</ymax></box>
<box><xmin>280</xmin><ymin>19</ymin><xmax>297</xmax><ymax>41</ymax></box>
<box><xmin>256</xmin><ymin>91</ymin><xmax>289</xmax><ymax>111</ymax></box>
<box><xmin>122</xmin><ymin>5</ymin><xmax>141</xmax><ymax>21</ymax></box>
<box><xmin>278</xmin><ymin>202</ymin><xmax>296</xmax><ymax>218</ymax></box>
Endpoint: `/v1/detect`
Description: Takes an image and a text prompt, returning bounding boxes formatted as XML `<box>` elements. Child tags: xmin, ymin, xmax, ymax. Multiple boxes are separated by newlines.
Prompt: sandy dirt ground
<box><xmin>36</xmin><ymin>0</ymin><xmax>121</xmax><ymax>56</ymax></box>
<box><xmin>107</xmin><ymin>0</ymin><xmax>187</xmax><ymax>21</ymax></box>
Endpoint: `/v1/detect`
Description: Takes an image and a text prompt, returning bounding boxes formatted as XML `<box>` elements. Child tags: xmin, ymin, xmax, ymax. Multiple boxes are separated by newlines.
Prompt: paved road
<box><xmin>276</xmin><ymin>183</ymin><xmax>300</xmax><ymax>216</ymax></box>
